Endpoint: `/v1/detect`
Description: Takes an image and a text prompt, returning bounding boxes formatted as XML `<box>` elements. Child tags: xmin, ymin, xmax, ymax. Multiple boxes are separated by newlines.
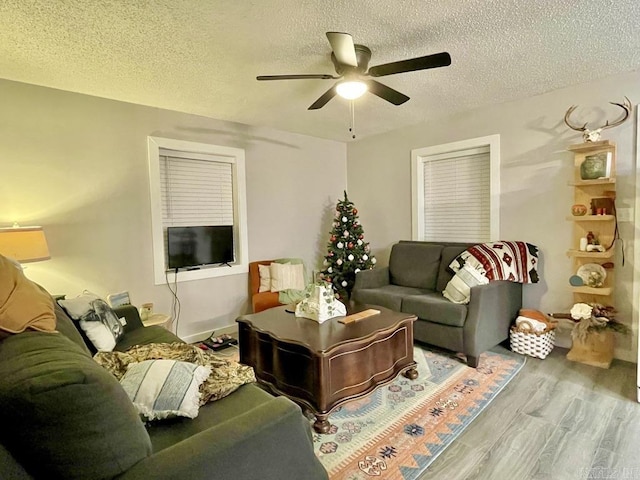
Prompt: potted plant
<box><xmin>566</xmin><ymin>302</ymin><xmax>628</xmax><ymax>368</ymax></box>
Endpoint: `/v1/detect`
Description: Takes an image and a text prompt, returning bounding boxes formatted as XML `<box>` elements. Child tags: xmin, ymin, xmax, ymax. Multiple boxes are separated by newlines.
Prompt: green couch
<box><xmin>352</xmin><ymin>241</ymin><xmax>522</xmax><ymax>367</ymax></box>
<box><xmin>0</xmin><ymin>301</ymin><xmax>328</xmax><ymax>480</ymax></box>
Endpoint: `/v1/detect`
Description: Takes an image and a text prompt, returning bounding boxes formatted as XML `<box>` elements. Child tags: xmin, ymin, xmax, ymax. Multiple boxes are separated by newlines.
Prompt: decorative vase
<box><xmin>571</xmin><ymin>204</ymin><xmax>587</xmax><ymax>216</ymax></box>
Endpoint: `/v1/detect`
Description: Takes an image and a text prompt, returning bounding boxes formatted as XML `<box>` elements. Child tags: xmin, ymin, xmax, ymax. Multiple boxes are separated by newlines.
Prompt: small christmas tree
<box><xmin>320</xmin><ymin>191</ymin><xmax>376</xmax><ymax>300</ymax></box>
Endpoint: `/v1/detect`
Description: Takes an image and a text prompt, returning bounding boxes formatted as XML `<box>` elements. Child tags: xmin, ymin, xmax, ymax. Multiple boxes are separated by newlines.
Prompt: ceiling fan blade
<box><xmin>368</xmin><ymin>52</ymin><xmax>451</xmax><ymax>77</ymax></box>
<box><xmin>308</xmin><ymin>85</ymin><xmax>338</xmax><ymax>110</ymax></box>
<box><xmin>365</xmin><ymin>80</ymin><xmax>410</xmax><ymax>105</ymax></box>
<box><xmin>257</xmin><ymin>74</ymin><xmax>337</xmax><ymax>80</ymax></box>
<box><xmin>326</xmin><ymin>32</ymin><xmax>358</xmax><ymax>67</ymax></box>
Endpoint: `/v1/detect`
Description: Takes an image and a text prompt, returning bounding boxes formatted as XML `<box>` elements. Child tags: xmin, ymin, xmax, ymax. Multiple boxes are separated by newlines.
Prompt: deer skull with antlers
<box><xmin>564</xmin><ymin>97</ymin><xmax>632</xmax><ymax>142</ymax></box>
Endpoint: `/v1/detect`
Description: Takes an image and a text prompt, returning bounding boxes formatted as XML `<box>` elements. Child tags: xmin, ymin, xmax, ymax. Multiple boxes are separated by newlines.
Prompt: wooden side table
<box><xmin>142</xmin><ymin>313</ymin><xmax>173</xmax><ymax>331</ymax></box>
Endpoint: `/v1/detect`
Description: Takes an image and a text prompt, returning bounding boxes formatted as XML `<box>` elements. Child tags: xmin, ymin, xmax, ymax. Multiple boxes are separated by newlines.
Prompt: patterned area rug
<box><xmin>313</xmin><ymin>346</ymin><xmax>525</xmax><ymax>479</ymax></box>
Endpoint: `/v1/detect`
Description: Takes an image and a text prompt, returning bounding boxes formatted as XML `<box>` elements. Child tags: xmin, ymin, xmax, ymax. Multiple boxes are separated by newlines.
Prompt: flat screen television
<box><xmin>167</xmin><ymin>225</ymin><xmax>234</xmax><ymax>270</ymax></box>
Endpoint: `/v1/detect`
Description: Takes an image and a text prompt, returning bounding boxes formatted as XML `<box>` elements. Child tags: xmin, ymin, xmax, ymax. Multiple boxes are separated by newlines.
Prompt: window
<box><xmin>411</xmin><ymin>135</ymin><xmax>500</xmax><ymax>243</ymax></box>
<box><xmin>148</xmin><ymin>137</ymin><xmax>248</xmax><ymax>284</ymax></box>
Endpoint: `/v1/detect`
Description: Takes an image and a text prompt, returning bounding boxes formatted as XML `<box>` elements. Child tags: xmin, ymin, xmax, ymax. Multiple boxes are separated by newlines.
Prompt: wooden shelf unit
<box><xmin>566</xmin><ymin>249</ymin><xmax>615</xmax><ymax>260</ymax></box>
<box><xmin>570</xmin><ymin>286</ymin><xmax>613</xmax><ymax>296</ymax></box>
<box><xmin>567</xmin><ymin>140</ymin><xmax>617</xmax><ymax>305</ymax></box>
<box><xmin>568</xmin><ymin>178</ymin><xmax>616</xmax><ymax>187</ymax></box>
<box><xmin>565</xmin><ymin>215</ymin><xmax>615</xmax><ymax>222</ymax></box>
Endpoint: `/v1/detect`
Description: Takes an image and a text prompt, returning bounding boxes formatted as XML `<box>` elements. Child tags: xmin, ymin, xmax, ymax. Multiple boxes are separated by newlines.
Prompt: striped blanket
<box><xmin>449</xmin><ymin>241</ymin><xmax>539</xmax><ymax>283</ymax></box>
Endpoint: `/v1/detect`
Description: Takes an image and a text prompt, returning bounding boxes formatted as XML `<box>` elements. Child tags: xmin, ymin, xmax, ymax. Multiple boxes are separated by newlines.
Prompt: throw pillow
<box><xmin>449</xmin><ymin>250</ymin><xmax>486</xmax><ymax>276</ymax></box>
<box><xmin>443</xmin><ymin>265</ymin><xmax>489</xmax><ymax>304</ymax></box>
<box><xmin>270</xmin><ymin>262</ymin><xmax>305</xmax><ymax>292</ymax></box>
<box><xmin>0</xmin><ymin>254</ymin><xmax>56</xmax><ymax>335</ymax></box>
<box><xmin>258</xmin><ymin>263</ymin><xmax>272</xmax><ymax>293</ymax></box>
<box><xmin>119</xmin><ymin>359</ymin><xmax>211</xmax><ymax>421</ymax></box>
<box><xmin>58</xmin><ymin>292</ymin><xmax>125</xmax><ymax>352</ymax></box>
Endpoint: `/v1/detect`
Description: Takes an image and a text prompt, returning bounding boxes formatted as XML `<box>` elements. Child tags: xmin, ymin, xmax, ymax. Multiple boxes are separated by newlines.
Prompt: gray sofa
<box><xmin>0</xmin><ymin>301</ymin><xmax>327</xmax><ymax>480</ymax></box>
<box><xmin>352</xmin><ymin>241</ymin><xmax>522</xmax><ymax>367</ymax></box>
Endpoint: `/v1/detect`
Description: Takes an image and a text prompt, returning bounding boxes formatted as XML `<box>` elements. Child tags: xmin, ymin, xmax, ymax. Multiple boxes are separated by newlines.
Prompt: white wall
<box><xmin>1</xmin><ymin>79</ymin><xmax>346</xmax><ymax>340</ymax></box>
<box><xmin>347</xmin><ymin>71</ymin><xmax>639</xmax><ymax>361</ymax></box>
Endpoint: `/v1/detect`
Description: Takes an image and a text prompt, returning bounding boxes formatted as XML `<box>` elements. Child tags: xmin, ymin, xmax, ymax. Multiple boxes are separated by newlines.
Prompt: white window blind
<box><xmin>148</xmin><ymin>137</ymin><xmax>248</xmax><ymax>285</ymax></box>
<box><xmin>421</xmin><ymin>149</ymin><xmax>490</xmax><ymax>243</ymax></box>
<box><xmin>160</xmin><ymin>150</ymin><xmax>234</xmax><ymax>228</ymax></box>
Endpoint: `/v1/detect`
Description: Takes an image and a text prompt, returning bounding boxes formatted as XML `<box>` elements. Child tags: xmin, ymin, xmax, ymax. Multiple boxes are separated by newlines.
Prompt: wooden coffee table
<box><xmin>236</xmin><ymin>303</ymin><xmax>417</xmax><ymax>433</ymax></box>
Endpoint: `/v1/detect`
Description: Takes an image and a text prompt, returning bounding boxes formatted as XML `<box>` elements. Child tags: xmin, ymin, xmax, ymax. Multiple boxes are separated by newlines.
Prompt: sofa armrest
<box><xmin>464</xmin><ymin>281</ymin><xmax>522</xmax><ymax>357</ymax></box>
<box><xmin>113</xmin><ymin>305</ymin><xmax>145</xmax><ymax>333</ymax></box>
<box><xmin>354</xmin><ymin>267</ymin><xmax>390</xmax><ymax>290</ymax></box>
<box><xmin>118</xmin><ymin>396</ymin><xmax>328</xmax><ymax>480</ymax></box>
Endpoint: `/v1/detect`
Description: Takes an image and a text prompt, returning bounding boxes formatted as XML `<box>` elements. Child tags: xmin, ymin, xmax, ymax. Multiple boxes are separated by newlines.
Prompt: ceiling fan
<box><xmin>257</xmin><ymin>32</ymin><xmax>451</xmax><ymax>110</ymax></box>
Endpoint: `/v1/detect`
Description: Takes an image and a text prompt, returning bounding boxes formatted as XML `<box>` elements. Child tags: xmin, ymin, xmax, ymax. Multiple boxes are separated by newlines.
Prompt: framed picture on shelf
<box><xmin>107</xmin><ymin>291</ymin><xmax>131</xmax><ymax>308</ymax></box>
<box><xmin>580</xmin><ymin>152</ymin><xmax>611</xmax><ymax>180</ymax></box>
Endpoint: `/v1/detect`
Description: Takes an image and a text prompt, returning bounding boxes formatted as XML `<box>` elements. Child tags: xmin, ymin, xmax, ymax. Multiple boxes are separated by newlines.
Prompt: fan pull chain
<box><xmin>349</xmin><ymin>100</ymin><xmax>356</xmax><ymax>139</ymax></box>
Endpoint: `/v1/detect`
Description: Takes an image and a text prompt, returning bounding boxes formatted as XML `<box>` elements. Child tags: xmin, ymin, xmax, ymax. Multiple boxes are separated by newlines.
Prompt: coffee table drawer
<box><xmin>327</xmin><ymin>325</ymin><xmax>413</xmax><ymax>403</ymax></box>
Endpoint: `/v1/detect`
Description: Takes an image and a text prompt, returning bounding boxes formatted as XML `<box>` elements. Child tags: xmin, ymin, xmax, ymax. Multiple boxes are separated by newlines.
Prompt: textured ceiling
<box><xmin>1</xmin><ymin>1</ymin><xmax>640</xmax><ymax>142</ymax></box>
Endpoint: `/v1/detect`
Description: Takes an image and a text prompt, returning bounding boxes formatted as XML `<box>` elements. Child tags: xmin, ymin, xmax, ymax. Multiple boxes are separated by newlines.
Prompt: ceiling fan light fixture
<box><xmin>336</xmin><ymin>80</ymin><xmax>367</xmax><ymax>100</ymax></box>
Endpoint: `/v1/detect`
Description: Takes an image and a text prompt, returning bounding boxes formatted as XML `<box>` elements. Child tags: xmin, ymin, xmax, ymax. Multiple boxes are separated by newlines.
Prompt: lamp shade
<box><xmin>0</xmin><ymin>226</ymin><xmax>50</xmax><ymax>263</ymax></box>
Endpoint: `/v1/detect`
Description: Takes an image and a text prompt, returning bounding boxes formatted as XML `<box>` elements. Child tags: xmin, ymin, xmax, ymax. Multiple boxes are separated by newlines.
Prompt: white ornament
<box><xmin>343</xmin><ymin>230</ymin><xmax>349</xmax><ymax>237</ymax></box>
<box><xmin>328</xmin><ymin>267</ymin><xmax>333</xmax><ymax>273</ymax></box>
<box><xmin>357</xmin><ymin>239</ymin><xmax>363</xmax><ymax>246</ymax></box>
<box><xmin>337</xmin><ymin>259</ymin><xmax>343</xmax><ymax>266</ymax></box>
<box><xmin>362</xmin><ymin>254</ymin><xmax>368</xmax><ymax>261</ymax></box>
<box><xmin>337</xmin><ymin>242</ymin><xmax>344</xmax><ymax>249</ymax></box>
<box><xmin>372</xmin><ymin>257</ymin><xmax>377</xmax><ymax>264</ymax></box>
<box><xmin>348</xmin><ymin>254</ymin><xmax>354</xmax><ymax>261</ymax></box>
<box><xmin>342</xmin><ymin>216</ymin><xmax>348</xmax><ymax>222</ymax></box>
<box><xmin>341</xmin><ymin>280</ymin><xmax>348</xmax><ymax>287</ymax></box>
<box><xmin>355</xmin><ymin>268</ymin><xmax>361</xmax><ymax>274</ymax></box>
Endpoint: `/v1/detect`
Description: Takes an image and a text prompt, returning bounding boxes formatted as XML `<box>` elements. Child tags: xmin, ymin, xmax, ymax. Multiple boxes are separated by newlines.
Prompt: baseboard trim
<box><xmin>182</xmin><ymin>323</ymin><xmax>239</xmax><ymax>344</ymax></box>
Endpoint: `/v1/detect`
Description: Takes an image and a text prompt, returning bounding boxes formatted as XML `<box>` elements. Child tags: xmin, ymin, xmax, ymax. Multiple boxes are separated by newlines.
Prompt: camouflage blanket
<box><xmin>94</xmin><ymin>342</ymin><xmax>256</xmax><ymax>405</ymax></box>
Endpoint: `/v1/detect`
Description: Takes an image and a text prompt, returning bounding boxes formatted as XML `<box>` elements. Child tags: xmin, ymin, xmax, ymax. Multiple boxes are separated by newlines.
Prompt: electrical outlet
<box><xmin>616</xmin><ymin>208</ymin><xmax>633</xmax><ymax>222</ymax></box>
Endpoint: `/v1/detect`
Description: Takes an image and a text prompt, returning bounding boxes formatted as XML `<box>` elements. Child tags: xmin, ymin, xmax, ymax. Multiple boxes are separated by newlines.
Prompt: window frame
<box><xmin>148</xmin><ymin>136</ymin><xmax>249</xmax><ymax>284</ymax></box>
<box><xmin>411</xmin><ymin>134</ymin><xmax>500</xmax><ymax>242</ymax></box>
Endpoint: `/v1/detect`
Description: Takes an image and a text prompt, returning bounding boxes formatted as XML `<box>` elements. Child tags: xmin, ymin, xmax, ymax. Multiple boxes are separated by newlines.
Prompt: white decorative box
<box><xmin>295</xmin><ymin>283</ymin><xmax>346</xmax><ymax>323</ymax></box>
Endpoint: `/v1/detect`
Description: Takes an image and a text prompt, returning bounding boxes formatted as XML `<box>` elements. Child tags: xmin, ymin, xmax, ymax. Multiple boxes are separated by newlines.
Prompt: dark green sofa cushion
<box><xmin>389</xmin><ymin>243</ymin><xmax>443</xmax><ymax>289</ymax></box>
<box><xmin>146</xmin><ymin>383</ymin><xmax>277</xmax><ymax>452</ymax></box>
<box><xmin>115</xmin><ymin>324</ymin><xmax>182</xmax><ymax>351</ymax></box>
<box><xmin>0</xmin><ymin>331</ymin><xmax>152</xmax><ymax>480</ymax></box>
<box><xmin>402</xmin><ymin>291</ymin><xmax>468</xmax><ymax>327</ymax></box>
<box><xmin>122</xmin><ymin>383</ymin><xmax>329</xmax><ymax>480</ymax></box>
<box><xmin>351</xmin><ymin>284</ymin><xmax>428</xmax><ymax>312</ymax></box>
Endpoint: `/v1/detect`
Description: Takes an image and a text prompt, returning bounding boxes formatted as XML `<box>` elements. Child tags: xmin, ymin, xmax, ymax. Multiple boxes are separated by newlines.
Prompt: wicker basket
<box><xmin>510</xmin><ymin>319</ymin><xmax>556</xmax><ymax>359</ymax></box>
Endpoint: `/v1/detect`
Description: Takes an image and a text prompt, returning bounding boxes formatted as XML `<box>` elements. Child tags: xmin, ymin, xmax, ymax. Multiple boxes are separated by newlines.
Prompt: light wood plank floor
<box><xmin>418</xmin><ymin>346</ymin><xmax>639</xmax><ymax>480</ymax></box>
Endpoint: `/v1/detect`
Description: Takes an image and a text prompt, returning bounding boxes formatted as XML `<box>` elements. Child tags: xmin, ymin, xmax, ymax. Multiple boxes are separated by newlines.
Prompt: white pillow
<box><xmin>58</xmin><ymin>292</ymin><xmax>125</xmax><ymax>352</ymax></box>
<box><xmin>258</xmin><ymin>264</ymin><xmax>272</xmax><ymax>293</ymax></box>
<box><xmin>119</xmin><ymin>359</ymin><xmax>211</xmax><ymax>421</ymax></box>
<box><xmin>514</xmin><ymin>315</ymin><xmax>547</xmax><ymax>333</ymax></box>
<box><xmin>442</xmin><ymin>265</ymin><xmax>489</xmax><ymax>304</ymax></box>
<box><xmin>270</xmin><ymin>263</ymin><xmax>305</xmax><ymax>292</ymax></box>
